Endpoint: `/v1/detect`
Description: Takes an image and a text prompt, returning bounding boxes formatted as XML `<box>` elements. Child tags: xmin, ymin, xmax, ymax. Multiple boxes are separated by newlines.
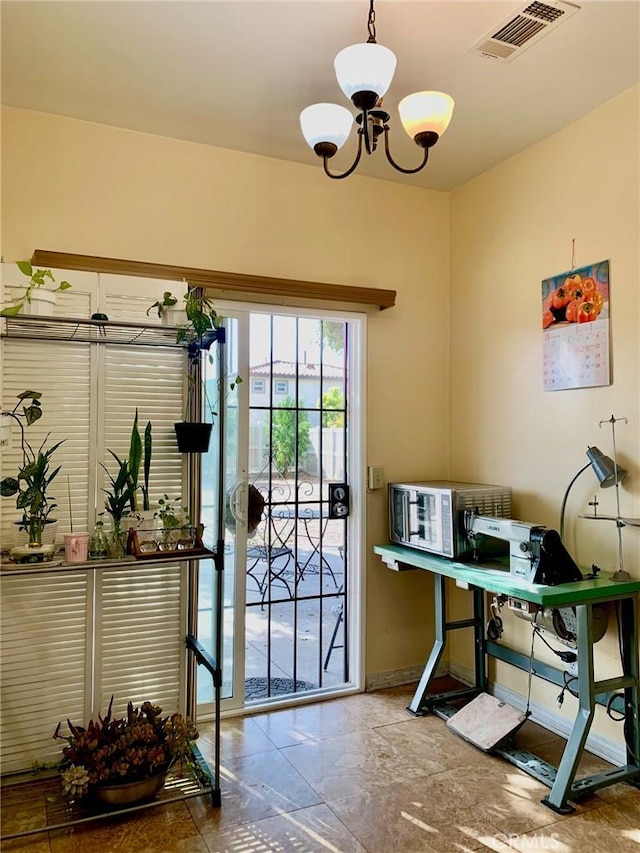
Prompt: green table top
<box><xmin>374</xmin><ymin>543</ymin><xmax>640</xmax><ymax>606</ymax></box>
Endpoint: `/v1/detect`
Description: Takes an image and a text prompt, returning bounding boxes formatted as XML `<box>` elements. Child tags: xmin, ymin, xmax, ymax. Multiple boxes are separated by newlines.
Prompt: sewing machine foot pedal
<box><xmin>446</xmin><ymin>693</ymin><xmax>526</xmax><ymax>751</ymax></box>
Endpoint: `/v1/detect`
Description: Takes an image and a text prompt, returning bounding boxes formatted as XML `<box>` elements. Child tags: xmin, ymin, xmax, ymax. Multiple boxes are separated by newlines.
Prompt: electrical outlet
<box><xmin>368</xmin><ymin>466</ymin><xmax>384</xmax><ymax>490</ymax></box>
<box><xmin>564</xmin><ymin>659</ymin><xmax>578</xmax><ymax>678</ymax></box>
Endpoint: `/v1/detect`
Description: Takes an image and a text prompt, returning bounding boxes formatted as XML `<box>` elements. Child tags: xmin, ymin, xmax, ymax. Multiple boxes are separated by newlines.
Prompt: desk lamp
<box><xmin>560</xmin><ymin>429</ymin><xmax>631</xmax><ymax>582</ymax></box>
<box><xmin>559</xmin><ymin>446</ymin><xmax>627</xmax><ymax>542</ymax></box>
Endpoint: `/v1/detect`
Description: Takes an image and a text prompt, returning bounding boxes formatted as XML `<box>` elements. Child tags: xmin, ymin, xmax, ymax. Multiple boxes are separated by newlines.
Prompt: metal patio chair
<box><xmin>246</xmin><ymin>510</ymin><xmax>295</xmax><ymax>610</ymax></box>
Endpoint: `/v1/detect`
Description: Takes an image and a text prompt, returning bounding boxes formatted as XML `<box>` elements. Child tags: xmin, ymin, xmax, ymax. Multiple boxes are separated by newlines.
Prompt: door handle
<box><xmin>229</xmin><ymin>481</ymin><xmax>247</xmax><ymax>525</ymax></box>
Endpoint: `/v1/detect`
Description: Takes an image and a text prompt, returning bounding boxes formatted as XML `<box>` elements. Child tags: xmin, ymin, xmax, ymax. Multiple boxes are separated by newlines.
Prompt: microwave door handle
<box><xmin>402</xmin><ymin>492</ymin><xmax>411</xmax><ymax>541</ymax></box>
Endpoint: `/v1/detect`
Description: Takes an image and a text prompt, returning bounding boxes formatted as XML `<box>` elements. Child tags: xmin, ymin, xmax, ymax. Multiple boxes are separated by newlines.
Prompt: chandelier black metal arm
<box><xmin>317</xmin><ymin>130</ymin><xmax>364</xmax><ymax>180</ymax></box>
<box><xmin>382</xmin><ymin>126</ymin><xmax>433</xmax><ymax>175</ymax></box>
<box><xmin>313</xmin><ymin>103</ymin><xmax>441</xmax><ymax>179</ymax></box>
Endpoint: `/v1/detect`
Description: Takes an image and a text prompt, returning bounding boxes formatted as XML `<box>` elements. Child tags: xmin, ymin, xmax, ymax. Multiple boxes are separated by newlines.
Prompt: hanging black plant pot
<box><xmin>174</xmin><ymin>421</ymin><xmax>212</xmax><ymax>454</ymax></box>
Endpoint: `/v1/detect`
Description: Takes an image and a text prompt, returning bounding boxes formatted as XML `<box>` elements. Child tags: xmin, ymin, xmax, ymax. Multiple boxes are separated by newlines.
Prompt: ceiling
<box><xmin>1</xmin><ymin>1</ymin><xmax>639</xmax><ymax>191</ymax></box>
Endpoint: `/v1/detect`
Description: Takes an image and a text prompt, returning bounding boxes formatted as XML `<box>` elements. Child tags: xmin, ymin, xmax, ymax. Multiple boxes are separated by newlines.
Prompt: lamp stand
<box><xmin>604</xmin><ymin>415</ymin><xmax>631</xmax><ymax>583</ymax></box>
<box><xmin>559</xmin><ymin>461</ymin><xmax>591</xmax><ymax>543</ymax></box>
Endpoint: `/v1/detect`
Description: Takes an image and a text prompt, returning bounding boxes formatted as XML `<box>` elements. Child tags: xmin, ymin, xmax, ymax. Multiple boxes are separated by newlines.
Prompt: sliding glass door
<box><xmin>197</xmin><ymin>304</ymin><xmax>365</xmax><ymax>714</ymax></box>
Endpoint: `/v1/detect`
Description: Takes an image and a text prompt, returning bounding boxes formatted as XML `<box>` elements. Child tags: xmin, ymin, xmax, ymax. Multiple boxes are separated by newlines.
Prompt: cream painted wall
<box><xmin>0</xmin><ymin>106</ymin><xmax>450</xmax><ymax>682</ymax></box>
<box><xmin>2</xmin><ymin>87</ymin><xmax>637</xmax><ymax>717</ymax></box>
<box><xmin>449</xmin><ymin>86</ymin><xmax>640</xmax><ymax>744</ymax></box>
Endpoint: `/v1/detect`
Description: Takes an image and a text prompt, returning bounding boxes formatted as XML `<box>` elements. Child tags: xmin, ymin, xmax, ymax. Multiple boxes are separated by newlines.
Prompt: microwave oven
<box><xmin>388</xmin><ymin>480</ymin><xmax>512</xmax><ymax>560</ymax></box>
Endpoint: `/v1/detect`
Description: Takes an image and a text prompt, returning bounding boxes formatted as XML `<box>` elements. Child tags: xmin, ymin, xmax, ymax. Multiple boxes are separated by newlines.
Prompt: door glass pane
<box><xmin>197</xmin><ymin>308</ymin><xmax>354</xmax><ymax>713</ymax></box>
<box><xmin>245</xmin><ymin>312</ymin><xmax>350</xmax><ymax>702</ymax></box>
<box><xmin>198</xmin><ymin>319</ymin><xmax>239</xmax><ymax>703</ymax></box>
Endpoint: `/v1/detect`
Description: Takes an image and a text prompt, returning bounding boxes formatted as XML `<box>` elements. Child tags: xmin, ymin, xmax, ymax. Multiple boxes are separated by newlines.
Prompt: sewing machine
<box><xmin>464</xmin><ymin>510</ymin><xmax>583</xmax><ymax>586</ymax></box>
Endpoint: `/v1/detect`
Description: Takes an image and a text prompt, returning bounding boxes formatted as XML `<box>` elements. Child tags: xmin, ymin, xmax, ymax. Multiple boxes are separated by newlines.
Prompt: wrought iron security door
<box><xmin>243</xmin><ymin>314</ymin><xmax>349</xmax><ymax>702</ymax></box>
<box><xmin>197</xmin><ymin>310</ymin><xmax>354</xmax><ymax>712</ymax></box>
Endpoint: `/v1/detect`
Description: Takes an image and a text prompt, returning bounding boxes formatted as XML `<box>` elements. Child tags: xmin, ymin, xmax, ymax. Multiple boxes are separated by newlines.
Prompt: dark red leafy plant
<box><xmin>53</xmin><ymin>696</ymin><xmax>198</xmax><ymax>799</ymax></box>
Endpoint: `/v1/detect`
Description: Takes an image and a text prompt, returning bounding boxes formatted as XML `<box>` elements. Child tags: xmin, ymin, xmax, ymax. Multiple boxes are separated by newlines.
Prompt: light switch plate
<box><xmin>368</xmin><ymin>466</ymin><xmax>384</xmax><ymax>490</ymax></box>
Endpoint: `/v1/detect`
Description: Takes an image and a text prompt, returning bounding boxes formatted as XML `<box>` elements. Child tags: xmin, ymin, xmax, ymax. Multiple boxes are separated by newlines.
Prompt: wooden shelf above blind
<box><xmin>31</xmin><ymin>250</ymin><xmax>396</xmax><ymax>311</ymax></box>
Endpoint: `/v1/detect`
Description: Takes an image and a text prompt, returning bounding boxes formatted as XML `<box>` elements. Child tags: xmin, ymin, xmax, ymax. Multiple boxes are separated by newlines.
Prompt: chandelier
<box><xmin>300</xmin><ymin>0</ymin><xmax>454</xmax><ymax>180</ymax></box>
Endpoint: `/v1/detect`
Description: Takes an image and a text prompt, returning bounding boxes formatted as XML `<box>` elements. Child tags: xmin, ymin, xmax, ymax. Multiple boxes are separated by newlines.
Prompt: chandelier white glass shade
<box><xmin>300</xmin><ymin>0</ymin><xmax>454</xmax><ymax>180</ymax></box>
<box><xmin>334</xmin><ymin>43</ymin><xmax>397</xmax><ymax>103</ymax></box>
<box><xmin>300</xmin><ymin>104</ymin><xmax>354</xmax><ymax>151</ymax></box>
<box><xmin>398</xmin><ymin>92</ymin><xmax>455</xmax><ymax>141</ymax></box>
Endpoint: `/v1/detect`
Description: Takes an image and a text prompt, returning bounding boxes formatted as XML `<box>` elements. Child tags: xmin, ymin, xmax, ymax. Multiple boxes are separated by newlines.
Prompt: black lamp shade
<box><xmin>586</xmin><ymin>446</ymin><xmax>628</xmax><ymax>488</ymax></box>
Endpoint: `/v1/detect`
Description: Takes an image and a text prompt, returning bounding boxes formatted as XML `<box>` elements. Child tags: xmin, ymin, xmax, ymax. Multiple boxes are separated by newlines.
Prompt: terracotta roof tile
<box><xmin>250</xmin><ymin>360</ymin><xmax>344</xmax><ymax>379</ymax></box>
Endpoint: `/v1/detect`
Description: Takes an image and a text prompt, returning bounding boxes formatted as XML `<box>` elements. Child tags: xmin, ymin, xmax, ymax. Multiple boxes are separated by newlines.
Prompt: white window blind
<box><xmin>102</xmin><ymin>343</ymin><xmax>185</xmax><ymax>513</ymax></box>
<box><xmin>0</xmin><ymin>339</ymin><xmax>92</xmax><ymax>546</ymax></box>
<box><xmin>0</xmin><ymin>265</ymin><xmax>95</xmax><ymax>546</ymax></box>
<box><xmin>0</xmin><ymin>572</ymin><xmax>90</xmax><ymax>774</ymax></box>
<box><xmin>1</xmin><ymin>268</ymin><xmax>193</xmax><ymax>771</ymax></box>
<box><xmin>95</xmin><ymin>565</ymin><xmax>186</xmax><ymax>718</ymax></box>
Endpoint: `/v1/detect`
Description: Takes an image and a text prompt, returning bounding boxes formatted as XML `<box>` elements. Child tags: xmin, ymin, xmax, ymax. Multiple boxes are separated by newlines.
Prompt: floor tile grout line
<box><xmin>6</xmin><ymin>683</ymin><xmax>634</xmax><ymax>852</ymax></box>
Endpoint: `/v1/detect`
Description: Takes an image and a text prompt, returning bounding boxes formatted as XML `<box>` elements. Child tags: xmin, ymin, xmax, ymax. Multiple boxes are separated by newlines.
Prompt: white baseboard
<box><xmin>366</xmin><ymin>661</ymin><xmax>449</xmax><ymax>692</ymax></box>
<box><xmin>448</xmin><ymin>662</ymin><xmax>626</xmax><ymax>766</ymax></box>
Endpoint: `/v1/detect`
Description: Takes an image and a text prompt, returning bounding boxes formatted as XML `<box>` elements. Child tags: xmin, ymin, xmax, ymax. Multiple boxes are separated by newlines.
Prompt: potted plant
<box><xmin>175</xmin><ymin>290</ymin><xmax>229</xmax><ymax>453</ymax></box>
<box><xmin>154</xmin><ymin>495</ymin><xmax>193</xmax><ymax>551</ymax></box>
<box><xmin>100</xmin><ymin>412</ymin><xmax>154</xmax><ymax>555</ymax></box>
<box><xmin>0</xmin><ymin>261</ymin><xmax>71</xmax><ymax>317</ymax></box>
<box><xmin>147</xmin><ymin>288</ymin><xmax>240</xmax><ymax>453</ymax></box>
<box><xmin>0</xmin><ymin>390</ymin><xmax>64</xmax><ymax>560</ymax></box>
<box><xmin>126</xmin><ymin>408</ymin><xmax>152</xmax><ymax>517</ymax></box>
<box><xmin>146</xmin><ymin>291</ymin><xmax>187</xmax><ymax>327</ymax></box>
<box><xmin>174</xmin><ymin>368</ymin><xmax>215</xmax><ymax>454</ymax></box>
<box><xmin>175</xmin><ymin>370</ymin><xmax>244</xmax><ymax>454</ymax></box>
<box><xmin>101</xmin><ymin>451</ymin><xmax>134</xmax><ymax>558</ymax></box>
<box><xmin>88</xmin><ymin>513</ymin><xmax>109</xmax><ymax>560</ymax></box>
<box><xmin>54</xmin><ymin>696</ymin><xmax>200</xmax><ymax>806</ymax></box>
<box><xmin>147</xmin><ymin>288</ymin><xmax>220</xmax><ymax>344</ymax></box>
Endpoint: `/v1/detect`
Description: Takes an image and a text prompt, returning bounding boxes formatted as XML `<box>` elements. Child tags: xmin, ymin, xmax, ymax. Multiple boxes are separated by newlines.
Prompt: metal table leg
<box><xmin>542</xmin><ymin>594</ymin><xmax>640</xmax><ymax>813</ymax></box>
<box><xmin>543</xmin><ymin>602</ymin><xmax>595</xmax><ymax>813</ymax></box>
<box><xmin>408</xmin><ymin>574</ymin><xmax>447</xmax><ymax>715</ymax></box>
<box><xmin>620</xmin><ymin>594</ymin><xmax>640</xmax><ymax>775</ymax></box>
<box><xmin>408</xmin><ymin>577</ymin><xmax>486</xmax><ymax>715</ymax></box>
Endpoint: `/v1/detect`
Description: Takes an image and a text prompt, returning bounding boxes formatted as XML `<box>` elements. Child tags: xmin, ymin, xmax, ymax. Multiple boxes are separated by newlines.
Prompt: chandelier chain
<box><xmin>367</xmin><ymin>0</ymin><xmax>377</xmax><ymax>43</ymax></box>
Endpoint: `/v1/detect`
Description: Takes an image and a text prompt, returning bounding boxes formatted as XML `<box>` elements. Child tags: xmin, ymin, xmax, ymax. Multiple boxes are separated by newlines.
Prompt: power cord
<box><xmin>608</xmin><ymin>602</ymin><xmax>638</xmax><ymax>761</ymax></box>
<box><xmin>556</xmin><ymin>671</ymin><xmax>579</xmax><ymax>708</ymax></box>
<box><xmin>532</xmin><ymin>625</ymin><xmax>577</xmax><ymax>664</ymax></box>
<box><xmin>524</xmin><ymin>626</ymin><xmax>537</xmax><ymax>719</ymax></box>
<box><xmin>528</xmin><ymin>627</ymin><xmax>578</xmax><ymax>708</ymax></box>
<box><xmin>606</xmin><ymin>692</ymin><xmax>625</xmax><ymax>723</ymax></box>
<box><xmin>531</xmin><ymin>610</ymin><xmax>639</xmax><ymax>763</ymax></box>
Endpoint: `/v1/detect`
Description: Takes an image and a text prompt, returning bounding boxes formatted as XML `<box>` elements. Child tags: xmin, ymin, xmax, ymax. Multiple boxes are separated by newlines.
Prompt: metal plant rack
<box><xmin>1</xmin><ymin>314</ymin><xmax>184</xmax><ymax>347</ymax></box>
<box><xmin>0</xmin><ymin>746</ymin><xmax>214</xmax><ymax>841</ymax></box>
<box><xmin>0</xmin><ymin>310</ymin><xmax>227</xmax><ymax>834</ymax></box>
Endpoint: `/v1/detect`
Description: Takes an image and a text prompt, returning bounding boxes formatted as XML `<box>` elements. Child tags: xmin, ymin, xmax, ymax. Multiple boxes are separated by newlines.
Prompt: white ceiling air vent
<box><xmin>470</xmin><ymin>1</ymin><xmax>581</xmax><ymax>63</ymax></box>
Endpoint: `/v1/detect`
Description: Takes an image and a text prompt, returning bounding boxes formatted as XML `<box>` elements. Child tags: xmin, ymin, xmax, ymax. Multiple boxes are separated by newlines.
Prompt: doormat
<box><xmin>245</xmin><ymin>677</ymin><xmax>316</xmax><ymax>701</ymax></box>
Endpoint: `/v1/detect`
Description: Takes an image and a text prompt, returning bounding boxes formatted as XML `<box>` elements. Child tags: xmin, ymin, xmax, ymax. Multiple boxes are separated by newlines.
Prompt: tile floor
<box><xmin>2</xmin><ymin>681</ymin><xmax>639</xmax><ymax>853</ymax></box>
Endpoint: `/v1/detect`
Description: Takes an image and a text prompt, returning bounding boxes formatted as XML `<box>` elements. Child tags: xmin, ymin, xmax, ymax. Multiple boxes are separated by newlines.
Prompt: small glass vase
<box><xmin>135</xmin><ymin>510</ymin><xmax>158</xmax><ymax>553</ymax></box>
<box><xmin>107</xmin><ymin>521</ymin><xmax>127</xmax><ymax>559</ymax></box>
<box><xmin>89</xmin><ymin>520</ymin><xmax>109</xmax><ymax>560</ymax></box>
<box><xmin>157</xmin><ymin>525</ymin><xmax>176</xmax><ymax>552</ymax></box>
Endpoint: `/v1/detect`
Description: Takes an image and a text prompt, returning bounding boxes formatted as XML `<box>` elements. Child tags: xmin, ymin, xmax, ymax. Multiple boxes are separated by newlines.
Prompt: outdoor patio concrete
<box><xmin>244</xmin><ymin>543</ymin><xmax>346</xmax><ymax>698</ymax></box>
<box><xmin>197</xmin><ymin>544</ymin><xmax>347</xmax><ymax>706</ymax></box>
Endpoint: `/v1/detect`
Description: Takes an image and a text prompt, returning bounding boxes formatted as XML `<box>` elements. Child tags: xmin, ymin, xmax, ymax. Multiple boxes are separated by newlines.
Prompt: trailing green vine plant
<box><xmin>0</xmin><ymin>261</ymin><xmax>71</xmax><ymax>316</ymax></box>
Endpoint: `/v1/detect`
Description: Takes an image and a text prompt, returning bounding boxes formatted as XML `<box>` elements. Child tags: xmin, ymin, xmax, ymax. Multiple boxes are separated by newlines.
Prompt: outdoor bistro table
<box><xmin>271</xmin><ymin>504</ymin><xmax>339</xmax><ymax>587</ymax></box>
